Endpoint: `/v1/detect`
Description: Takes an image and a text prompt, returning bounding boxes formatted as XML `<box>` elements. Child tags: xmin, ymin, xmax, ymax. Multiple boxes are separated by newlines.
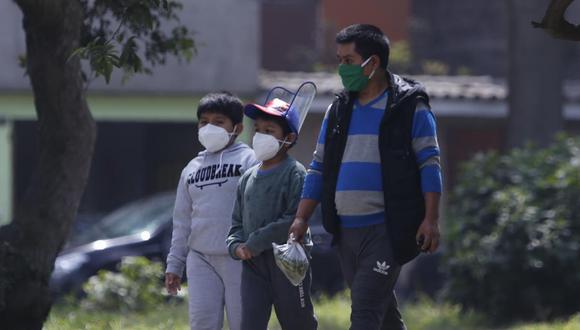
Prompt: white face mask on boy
<box><xmin>198</xmin><ymin>124</ymin><xmax>236</xmax><ymax>152</ymax></box>
<box><xmin>252</xmin><ymin>132</ymin><xmax>290</xmax><ymax>161</ymax></box>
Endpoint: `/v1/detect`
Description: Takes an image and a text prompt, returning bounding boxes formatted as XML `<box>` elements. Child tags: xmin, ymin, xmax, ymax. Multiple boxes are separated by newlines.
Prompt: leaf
<box><xmin>68</xmin><ymin>47</ymin><xmax>89</xmax><ymax>63</ymax></box>
<box><xmin>103</xmin><ymin>61</ymin><xmax>114</xmax><ymax>83</ymax></box>
<box><xmin>75</xmin><ymin>0</ymin><xmax>197</xmax><ymax>84</ymax></box>
<box><xmin>17</xmin><ymin>53</ymin><xmax>27</xmax><ymax>68</ymax></box>
<box><xmin>444</xmin><ymin>135</ymin><xmax>580</xmax><ymax>323</ymax></box>
<box><xmin>120</xmin><ymin>36</ymin><xmax>145</xmax><ymax>74</ymax></box>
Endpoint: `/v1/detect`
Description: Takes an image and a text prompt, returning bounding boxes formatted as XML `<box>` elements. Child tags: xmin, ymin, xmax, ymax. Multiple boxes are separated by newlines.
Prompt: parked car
<box><xmin>50</xmin><ymin>192</ymin><xmax>344</xmax><ymax>297</ymax></box>
<box><xmin>49</xmin><ymin>192</ymin><xmax>174</xmax><ymax>296</ymax></box>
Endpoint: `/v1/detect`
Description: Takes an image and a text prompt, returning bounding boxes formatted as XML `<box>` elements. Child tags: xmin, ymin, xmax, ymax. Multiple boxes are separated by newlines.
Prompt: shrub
<box><xmin>443</xmin><ymin>135</ymin><xmax>580</xmax><ymax>324</ymax></box>
<box><xmin>81</xmin><ymin>256</ymin><xmax>167</xmax><ymax>312</ymax></box>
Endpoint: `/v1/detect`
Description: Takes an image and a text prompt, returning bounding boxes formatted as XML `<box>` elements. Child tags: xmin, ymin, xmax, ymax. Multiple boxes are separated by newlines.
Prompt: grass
<box><xmin>507</xmin><ymin>314</ymin><xmax>580</xmax><ymax>330</ymax></box>
<box><xmin>45</xmin><ymin>292</ymin><xmax>580</xmax><ymax>330</ymax></box>
<box><xmin>45</xmin><ymin>301</ymin><xmax>190</xmax><ymax>330</ymax></box>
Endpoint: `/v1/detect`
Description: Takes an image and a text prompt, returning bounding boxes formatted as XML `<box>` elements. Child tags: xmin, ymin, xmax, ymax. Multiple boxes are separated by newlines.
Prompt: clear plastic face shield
<box><xmin>263</xmin><ymin>81</ymin><xmax>317</xmax><ymax>134</ymax></box>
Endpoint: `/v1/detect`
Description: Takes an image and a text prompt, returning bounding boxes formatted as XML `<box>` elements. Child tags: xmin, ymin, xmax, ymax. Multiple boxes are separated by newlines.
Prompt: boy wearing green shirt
<box><xmin>226</xmin><ymin>98</ymin><xmax>318</xmax><ymax>330</ymax></box>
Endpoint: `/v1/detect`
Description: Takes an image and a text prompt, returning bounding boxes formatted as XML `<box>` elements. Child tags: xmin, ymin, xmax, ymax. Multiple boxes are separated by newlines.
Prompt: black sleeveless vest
<box><xmin>321</xmin><ymin>73</ymin><xmax>430</xmax><ymax>265</ymax></box>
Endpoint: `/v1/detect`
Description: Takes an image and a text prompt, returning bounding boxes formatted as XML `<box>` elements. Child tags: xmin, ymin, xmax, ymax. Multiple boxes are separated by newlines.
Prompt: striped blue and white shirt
<box><xmin>302</xmin><ymin>90</ymin><xmax>442</xmax><ymax>228</ymax></box>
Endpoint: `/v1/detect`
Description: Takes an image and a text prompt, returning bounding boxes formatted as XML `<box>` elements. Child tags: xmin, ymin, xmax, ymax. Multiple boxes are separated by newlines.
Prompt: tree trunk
<box><xmin>507</xmin><ymin>0</ymin><xmax>568</xmax><ymax>148</ymax></box>
<box><xmin>0</xmin><ymin>1</ymin><xmax>96</xmax><ymax>328</ymax></box>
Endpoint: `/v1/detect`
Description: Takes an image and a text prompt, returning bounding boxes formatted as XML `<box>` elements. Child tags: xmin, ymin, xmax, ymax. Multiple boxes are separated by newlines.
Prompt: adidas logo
<box><xmin>373</xmin><ymin>261</ymin><xmax>391</xmax><ymax>276</ymax></box>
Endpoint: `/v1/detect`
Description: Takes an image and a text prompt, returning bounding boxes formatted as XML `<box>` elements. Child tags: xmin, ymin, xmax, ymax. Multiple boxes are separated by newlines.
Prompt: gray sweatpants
<box><xmin>240</xmin><ymin>249</ymin><xmax>318</xmax><ymax>330</ymax></box>
<box><xmin>186</xmin><ymin>249</ymin><xmax>242</xmax><ymax>330</ymax></box>
<box><xmin>337</xmin><ymin>223</ymin><xmax>406</xmax><ymax>330</ymax></box>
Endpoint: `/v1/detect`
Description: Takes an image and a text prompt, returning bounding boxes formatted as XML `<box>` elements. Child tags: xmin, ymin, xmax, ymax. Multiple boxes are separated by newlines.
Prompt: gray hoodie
<box><xmin>166</xmin><ymin>142</ymin><xmax>258</xmax><ymax>277</ymax></box>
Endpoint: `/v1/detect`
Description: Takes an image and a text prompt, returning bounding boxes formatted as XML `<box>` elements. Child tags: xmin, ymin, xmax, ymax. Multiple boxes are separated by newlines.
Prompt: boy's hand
<box><xmin>165</xmin><ymin>272</ymin><xmax>181</xmax><ymax>295</ymax></box>
<box><xmin>235</xmin><ymin>244</ymin><xmax>253</xmax><ymax>260</ymax></box>
<box><xmin>289</xmin><ymin>217</ymin><xmax>309</xmax><ymax>242</ymax></box>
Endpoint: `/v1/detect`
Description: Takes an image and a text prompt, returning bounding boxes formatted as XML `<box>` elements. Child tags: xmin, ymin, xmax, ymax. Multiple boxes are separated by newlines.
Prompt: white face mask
<box><xmin>198</xmin><ymin>124</ymin><xmax>236</xmax><ymax>153</ymax></box>
<box><xmin>252</xmin><ymin>132</ymin><xmax>290</xmax><ymax>161</ymax></box>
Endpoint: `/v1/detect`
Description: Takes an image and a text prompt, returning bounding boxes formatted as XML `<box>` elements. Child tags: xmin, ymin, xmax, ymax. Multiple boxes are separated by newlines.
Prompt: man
<box><xmin>289</xmin><ymin>24</ymin><xmax>442</xmax><ymax>330</ymax></box>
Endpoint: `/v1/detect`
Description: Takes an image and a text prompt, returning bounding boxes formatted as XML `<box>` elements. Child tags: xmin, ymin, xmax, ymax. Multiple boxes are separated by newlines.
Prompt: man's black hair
<box><xmin>335</xmin><ymin>24</ymin><xmax>390</xmax><ymax>70</ymax></box>
<box><xmin>197</xmin><ymin>92</ymin><xmax>244</xmax><ymax>124</ymax></box>
<box><xmin>254</xmin><ymin>112</ymin><xmax>292</xmax><ymax>137</ymax></box>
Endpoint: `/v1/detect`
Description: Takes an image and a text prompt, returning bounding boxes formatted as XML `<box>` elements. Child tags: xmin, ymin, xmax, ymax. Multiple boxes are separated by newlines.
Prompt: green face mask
<box><xmin>338</xmin><ymin>57</ymin><xmax>376</xmax><ymax>92</ymax></box>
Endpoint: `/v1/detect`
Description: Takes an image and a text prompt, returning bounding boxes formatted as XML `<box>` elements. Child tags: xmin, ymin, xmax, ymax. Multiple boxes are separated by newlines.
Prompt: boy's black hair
<box><xmin>254</xmin><ymin>112</ymin><xmax>292</xmax><ymax>137</ymax></box>
<box><xmin>197</xmin><ymin>92</ymin><xmax>244</xmax><ymax>124</ymax></box>
<box><xmin>335</xmin><ymin>24</ymin><xmax>390</xmax><ymax>70</ymax></box>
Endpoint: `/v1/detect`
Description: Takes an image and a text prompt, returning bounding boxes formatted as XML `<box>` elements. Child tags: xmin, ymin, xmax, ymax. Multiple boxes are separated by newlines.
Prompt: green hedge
<box><xmin>81</xmin><ymin>256</ymin><xmax>170</xmax><ymax>311</ymax></box>
<box><xmin>443</xmin><ymin>136</ymin><xmax>580</xmax><ymax>324</ymax></box>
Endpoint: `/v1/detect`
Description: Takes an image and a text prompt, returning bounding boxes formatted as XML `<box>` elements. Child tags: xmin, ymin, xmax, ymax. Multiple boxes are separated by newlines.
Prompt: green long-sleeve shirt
<box><xmin>226</xmin><ymin>156</ymin><xmax>306</xmax><ymax>259</ymax></box>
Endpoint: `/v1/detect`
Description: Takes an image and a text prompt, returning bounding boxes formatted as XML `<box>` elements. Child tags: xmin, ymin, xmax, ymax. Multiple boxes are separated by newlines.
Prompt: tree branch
<box><xmin>532</xmin><ymin>0</ymin><xmax>580</xmax><ymax>41</ymax></box>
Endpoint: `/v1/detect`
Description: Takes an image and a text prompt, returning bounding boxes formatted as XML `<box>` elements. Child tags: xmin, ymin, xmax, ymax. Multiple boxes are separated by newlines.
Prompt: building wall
<box><xmin>318</xmin><ymin>0</ymin><xmax>410</xmax><ymax>66</ymax></box>
<box><xmin>289</xmin><ymin>112</ymin><xmax>323</xmax><ymax>168</ymax></box>
<box><xmin>438</xmin><ymin>118</ymin><xmax>506</xmax><ymax>188</ymax></box>
<box><xmin>261</xmin><ymin>1</ymin><xmax>320</xmax><ymax>71</ymax></box>
<box><xmin>14</xmin><ymin>121</ymin><xmax>199</xmax><ymax>215</ymax></box>
<box><xmin>0</xmin><ymin>1</ymin><xmax>28</xmax><ymax>91</ymax></box>
<box><xmin>260</xmin><ymin>0</ymin><xmax>411</xmax><ymax>71</ymax></box>
<box><xmin>0</xmin><ymin>0</ymin><xmax>260</xmax><ymax>94</ymax></box>
<box><xmin>321</xmin><ymin>0</ymin><xmax>410</xmax><ymax>42</ymax></box>
<box><xmin>410</xmin><ymin>0</ymin><xmax>508</xmax><ymax>76</ymax></box>
<box><xmin>410</xmin><ymin>0</ymin><xmax>580</xmax><ymax>77</ymax></box>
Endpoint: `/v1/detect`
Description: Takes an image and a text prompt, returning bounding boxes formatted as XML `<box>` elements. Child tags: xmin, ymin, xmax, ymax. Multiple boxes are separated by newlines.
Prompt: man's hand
<box><xmin>235</xmin><ymin>244</ymin><xmax>253</xmax><ymax>260</ymax></box>
<box><xmin>289</xmin><ymin>217</ymin><xmax>309</xmax><ymax>242</ymax></box>
<box><xmin>416</xmin><ymin>218</ymin><xmax>440</xmax><ymax>253</ymax></box>
<box><xmin>165</xmin><ymin>272</ymin><xmax>181</xmax><ymax>295</ymax></box>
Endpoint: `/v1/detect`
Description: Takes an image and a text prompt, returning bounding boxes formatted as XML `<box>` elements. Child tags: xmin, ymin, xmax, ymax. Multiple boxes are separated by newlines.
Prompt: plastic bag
<box><xmin>272</xmin><ymin>233</ymin><xmax>311</xmax><ymax>286</ymax></box>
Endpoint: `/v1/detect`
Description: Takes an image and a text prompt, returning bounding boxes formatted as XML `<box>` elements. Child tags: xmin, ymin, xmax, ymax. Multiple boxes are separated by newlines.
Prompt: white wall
<box><xmin>0</xmin><ymin>1</ymin><xmax>28</xmax><ymax>91</ymax></box>
<box><xmin>0</xmin><ymin>0</ymin><xmax>260</xmax><ymax>94</ymax></box>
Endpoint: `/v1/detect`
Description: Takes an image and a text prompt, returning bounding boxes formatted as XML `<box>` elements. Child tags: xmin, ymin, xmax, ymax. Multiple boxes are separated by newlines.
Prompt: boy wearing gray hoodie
<box><xmin>165</xmin><ymin>92</ymin><xmax>258</xmax><ymax>330</ymax></box>
<box><xmin>226</xmin><ymin>99</ymin><xmax>318</xmax><ymax>330</ymax></box>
